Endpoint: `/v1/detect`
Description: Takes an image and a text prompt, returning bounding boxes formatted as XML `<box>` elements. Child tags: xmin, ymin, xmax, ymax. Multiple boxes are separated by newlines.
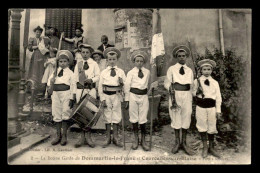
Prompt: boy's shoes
<box><xmin>86</xmin><ymin>131</ymin><xmax>96</xmax><ymax>148</ymax></box>
<box><xmin>171</xmin><ymin>140</ymin><xmax>180</xmax><ymax>154</ymax></box>
<box><xmin>51</xmin><ymin>136</ymin><xmax>61</xmax><ymax>145</ymax></box>
<box><xmin>202</xmin><ymin>146</ymin><xmax>208</xmax><ymax>158</ymax></box>
<box><xmin>132</xmin><ymin>135</ymin><xmax>139</xmax><ymax>150</ymax></box>
<box><xmin>132</xmin><ymin>123</ymin><xmax>139</xmax><ymax>150</ymax></box>
<box><xmin>60</xmin><ymin>121</ymin><xmax>69</xmax><ymax>146</ymax></box>
<box><xmin>103</xmin><ymin>124</ymin><xmax>112</xmax><ymax>148</ymax></box>
<box><xmin>113</xmin><ymin>137</ymin><xmax>123</xmax><ymax>147</ymax></box>
<box><xmin>51</xmin><ymin>122</ymin><xmax>62</xmax><ymax>145</ymax></box>
<box><xmin>141</xmin><ymin>137</ymin><xmax>150</xmax><ymax>151</ymax></box>
<box><xmin>182</xmin><ymin>143</ymin><xmax>196</xmax><ymax>155</ymax></box>
<box><xmin>74</xmin><ymin>131</ymin><xmax>86</xmax><ymax>148</ymax></box>
<box><xmin>112</xmin><ymin>124</ymin><xmax>123</xmax><ymax>147</ymax></box>
<box><xmin>209</xmin><ymin>148</ymin><xmax>221</xmax><ymax>158</ymax></box>
<box><xmin>102</xmin><ymin>135</ymin><xmax>111</xmax><ymax>148</ymax></box>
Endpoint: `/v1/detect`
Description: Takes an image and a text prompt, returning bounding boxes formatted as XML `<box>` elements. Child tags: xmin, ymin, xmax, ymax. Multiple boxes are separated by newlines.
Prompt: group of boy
<box><xmin>46</xmin><ymin>27</ymin><xmax>222</xmax><ymax>158</ymax></box>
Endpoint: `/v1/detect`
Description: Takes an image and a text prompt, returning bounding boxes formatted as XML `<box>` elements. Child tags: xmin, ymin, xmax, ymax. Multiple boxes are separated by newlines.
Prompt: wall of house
<box><xmin>15</xmin><ymin>9</ymin><xmax>251</xmax><ymax>78</ymax></box>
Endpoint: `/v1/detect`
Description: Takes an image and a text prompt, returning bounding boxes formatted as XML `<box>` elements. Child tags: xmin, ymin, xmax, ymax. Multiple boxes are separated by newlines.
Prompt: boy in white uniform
<box><xmin>193</xmin><ymin>59</ymin><xmax>222</xmax><ymax>158</ymax></box>
<box><xmin>164</xmin><ymin>45</ymin><xmax>195</xmax><ymax>155</ymax></box>
<box><xmin>73</xmin><ymin>44</ymin><xmax>100</xmax><ymax>148</ymax></box>
<box><xmin>124</xmin><ymin>50</ymin><xmax>154</xmax><ymax>151</ymax></box>
<box><xmin>98</xmin><ymin>47</ymin><xmax>126</xmax><ymax>148</ymax></box>
<box><xmin>47</xmin><ymin>50</ymin><xmax>76</xmax><ymax>146</ymax></box>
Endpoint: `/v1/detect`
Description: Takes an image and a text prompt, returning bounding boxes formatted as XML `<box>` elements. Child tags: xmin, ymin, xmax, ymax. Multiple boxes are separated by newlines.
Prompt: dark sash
<box><xmin>130</xmin><ymin>88</ymin><xmax>148</xmax><ymax>95</ymax></box>
<box><xmin>53</xmin><ymin>84</ymin><xmax>70</xmax><ymax>91</ymax></box>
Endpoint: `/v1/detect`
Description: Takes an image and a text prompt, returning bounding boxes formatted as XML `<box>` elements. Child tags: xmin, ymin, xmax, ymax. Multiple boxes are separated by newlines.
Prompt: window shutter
<box><xmin>45</xmin><ymin>9</ymin><xmax>82</xmax><ymax>51</ymax></box>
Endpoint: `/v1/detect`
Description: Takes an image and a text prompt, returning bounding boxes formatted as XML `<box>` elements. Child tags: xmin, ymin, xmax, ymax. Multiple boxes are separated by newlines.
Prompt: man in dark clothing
<box><xmin>97</xmin><ymin>35</ymin><xmax>114</xmax><ymax>56</ymax></box>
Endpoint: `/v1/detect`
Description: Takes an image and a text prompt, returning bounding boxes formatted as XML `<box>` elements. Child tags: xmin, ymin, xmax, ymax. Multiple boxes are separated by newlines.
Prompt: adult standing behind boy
<box><xmin>62</xmin><ymin>26</ymin><xmax>88</xmax><ymax>63</ymax></box>
<box><xmin>97</xmin><ymin>35</ymin><xmax>114</xmax><ymax>54</ymax></box>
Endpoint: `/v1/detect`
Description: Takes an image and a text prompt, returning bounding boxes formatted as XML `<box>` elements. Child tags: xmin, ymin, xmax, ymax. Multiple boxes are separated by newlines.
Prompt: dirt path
<box><xmin>9</xmin><ymin>124</ymin><xmax>250</xmax><ymax>165</ymax></box>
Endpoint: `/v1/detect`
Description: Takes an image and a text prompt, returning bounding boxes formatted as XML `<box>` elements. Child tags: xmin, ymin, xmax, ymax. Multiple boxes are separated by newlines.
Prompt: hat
<box><xmin>172</xmin><ymin>45</ymin><xmax>191</xmax><ymax>58</ymax></box>
<box><xmin>56</xmin><ymin>50</ymin><xmax>74</xmax><ymax>66</ymax></box>
<box><xmin>79</xmin><ymin>44</ymin><xmax>94</xmax><ymax>53</ymax></box>
<box><xmin>198</xmin><ymin>59</ymin><xmax>216</xmax><ymax>68</ymax></box>
<box><xmin>91</xmin><ymin>50</ymin><xmax>104</xmax><ymax>59</ymax></box>
<box><xmin>103</xmin><ymin>47</ymin><xmax>121</xmax><ymax>59</ymax></box>
<box><xmin>33</xmin><ymin>26</ymin><xmax>43</xmax><ymax>33</ymax></box>
<box><xmin>130</xmin><ymin>50</ymin><xmax>148</xmax><ymax>63</ymax></box>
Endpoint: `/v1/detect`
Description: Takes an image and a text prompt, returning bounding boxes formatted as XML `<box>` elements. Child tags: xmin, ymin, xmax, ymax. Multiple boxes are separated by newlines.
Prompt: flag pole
<box><xmin>149</xmin><ymin>87</ymin><xmax>154</xmax><ymax>151</ymax></box>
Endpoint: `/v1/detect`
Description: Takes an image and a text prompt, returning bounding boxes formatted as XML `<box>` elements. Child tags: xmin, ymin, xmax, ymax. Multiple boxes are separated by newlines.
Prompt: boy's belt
<box><xmin>53</xmin><ymin>84</ymin><xmax>70</xmax><ymax>91</ymax></box>
<box><xmin>196</xmin><ymin>97</ymin><xmax>216</xmax><ymax>108</ymax></box>
<box><xmin>103</xmin><ymin>85</ymin><xmax>122</xmax><ymax>92</ymax></box>
<box><xmin>103</xmin><ymin>85</ymin><xmax>121</xmax><ymax>95</ymax></box>
<box><xmin>77</xmin><ymin>82</ymin><xmax>96</xmax><ymax>89</ymax></box>
<box><xmin>130</xmin><ymin>88</ymin><xmax>147</xmax><ymax>95</ymax></box>
<box><xmin>173</xmin><ymin>82</ymin><xmax>190</xmax><ymax>91</ymax></box>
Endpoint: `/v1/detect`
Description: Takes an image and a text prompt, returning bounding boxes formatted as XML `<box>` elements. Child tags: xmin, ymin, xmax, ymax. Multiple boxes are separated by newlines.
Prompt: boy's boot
<box><xmin>103</xmin><ymin>124</ymin><xmax>111</xmax><ymax>148</ymax></box>
<box><xmin>131</xmin><ymin>123</ymin><xmax>139</xmax><ymax>150</ymax></box>
<box><xmin>181</xmin><ymin>129</ymin><xmax>196</xmax><ymax>155</ymax></box>
<box><xmin>171</xmin><ymin>129</ymin><xmax>180</xmax><ymax>154</ymax></box>
<box><xmin>60</xmin><ymin>121</ymin><xmax>69</xmax><ymax>146</ymax></box>
<box><xmin>208</xmin><ymin>134</ymin><xmax>221</xmax><ymax>158</ymax></box>
<box><xmin>112</xmin><ymin>123</ymin><xmax>123</xmax><ymax>147</ymax></box>
<box><xmin>140</xmin><ymin>123</ymin><xmax>150</xmax><ymax>151</ymax></box>
<box><xmin>86</xmin><ymin>129</ymin><xmax>95</xmax><ymax>148</ymax></box>
<box><xmin>74</xmin><ymin>130</ymin><xmax>86</xmax><ymax>148</ymax></box>
<box><xmin>51</xmin><ymin>122</ymin><xmax>62</xmax><ymax>145</ymax></box>
<box><xmin>200</xmin><ymin>132</ymin><xmax>208</xmax><ymax>158</ymax></box>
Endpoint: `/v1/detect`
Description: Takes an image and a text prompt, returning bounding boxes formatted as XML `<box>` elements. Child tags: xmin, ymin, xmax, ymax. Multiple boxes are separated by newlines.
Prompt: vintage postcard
<box><xmin>7</xmin><ymin>8</ymin><xmax>251</xmax><ymax>165</ymax></box>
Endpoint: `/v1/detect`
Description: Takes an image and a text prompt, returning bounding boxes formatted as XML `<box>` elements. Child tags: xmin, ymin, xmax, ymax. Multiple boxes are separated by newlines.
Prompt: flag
<box><xmin>150</xmin><ymin>9</ymin><xmax>165</xmax><ymax>84</ymax></box>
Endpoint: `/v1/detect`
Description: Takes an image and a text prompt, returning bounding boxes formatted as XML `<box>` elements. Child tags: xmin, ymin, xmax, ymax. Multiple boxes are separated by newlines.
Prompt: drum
<box><xmin>70</xmin><ymin>94</ymin><xmax>103</xmax><ymax>131</ymax></box>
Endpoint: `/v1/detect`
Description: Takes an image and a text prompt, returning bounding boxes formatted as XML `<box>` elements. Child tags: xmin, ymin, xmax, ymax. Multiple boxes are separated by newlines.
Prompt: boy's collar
<box><xmin>177</xmin><ymin>62</ymin><xmax>186</xmax><ymax>67</ymax></box>
<box><xmin>108</xmin><ymin>65</ymin><xmax>117</xmax><ymax>69</ymax></box>
<box><xmin>58</xmin><ymin>66</ymin><xmax>69</xmax><ymax>70</ymax></box>
<box><xmin>201</xmin><ymin>75</ymin><xmax>212</xmax><ymax>79</ymax></box>
<box><xmin>134</xmin><ymin>66</ymin><xmax>144</xmax><ymax>71</ymax></box>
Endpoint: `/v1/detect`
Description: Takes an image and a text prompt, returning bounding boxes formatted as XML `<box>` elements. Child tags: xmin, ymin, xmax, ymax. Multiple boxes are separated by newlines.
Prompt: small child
<box><xmin>192</xmin><ymin>59</ymin><xmax>222</xmax><ymax>158</ymax></box>
<box><xmin>92</xmin><ymin>49</ymin><xmax>107</xmax><ymax>97</ymax></box>
<box><xmin>42</xmin><ymin>47</ymin><xmax>57</xmax><ymax>97</ymax></box>
<box><xmin>92</xmin><ymin>49</ymin><xmax>107</xmax><ymax>72</ymax></box>
<box><xmin>98</xmin><ymin>47</ymin><xmax>126</xmax><ymax>148</ymax></box>
<box><xmin>124</xmin><ymin>50</ymin><xmax>154</xmax><ymax>151</ymax></box>
<box><xmin>47</xmin><ymin>50</ymin><xmax>76</xmax><ymax>146</ymax></box>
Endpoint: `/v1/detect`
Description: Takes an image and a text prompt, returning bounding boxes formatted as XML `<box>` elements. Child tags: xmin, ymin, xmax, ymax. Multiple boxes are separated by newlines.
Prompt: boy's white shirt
<box><xmin>73</xmin><ymin>58</ymin><xmax>100</xmax><ymax>83</ymax></box>
<box><xmin>47</xmin><ymin>67</ymin><xmax>77</xmax><ymax>99</ymax></box>
<box><xmin>164</xmin><ymin>63</ymin><xmax>194</xmax><ymax>92</ymax></box>
<box><xmin>98</xmin><ymin>65</ymin><xmax>126</xmax><ymax>102</ymax></box>
<box><xmin>124</xmin><ymin>67</ymin><xmax>150</xmax><ymax>101</ymax></box>
<box><xmin>192</xmin><ymin>75</ymin><xmax>222</xmax><ymax>113</ymax></box>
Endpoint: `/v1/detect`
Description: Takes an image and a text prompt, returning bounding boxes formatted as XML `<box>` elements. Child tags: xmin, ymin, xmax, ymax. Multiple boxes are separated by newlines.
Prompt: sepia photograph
<box><xmin>7</xmin><ymin>8</ymin><xmax>251</xmax><ymax>165</ymax></box>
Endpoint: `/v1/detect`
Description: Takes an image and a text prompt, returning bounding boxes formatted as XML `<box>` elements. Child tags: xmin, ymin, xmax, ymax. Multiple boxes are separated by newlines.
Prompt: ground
<box><xmin>9</xmin><ymin>121</ymin><xmax>250</xmax><ymax>165</ymax></box>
